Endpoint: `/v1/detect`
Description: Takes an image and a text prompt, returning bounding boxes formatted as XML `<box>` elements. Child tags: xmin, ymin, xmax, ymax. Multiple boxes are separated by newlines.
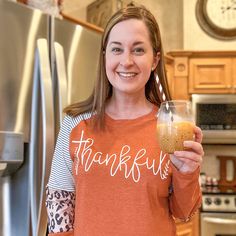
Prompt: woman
<box><xmin>46</xmin><ymin>3</ymin><xmax>204</xmax><ymax>236</ymax></box>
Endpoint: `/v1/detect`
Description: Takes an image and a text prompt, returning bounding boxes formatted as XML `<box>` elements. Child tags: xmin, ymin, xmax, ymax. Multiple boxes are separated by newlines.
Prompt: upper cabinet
<box><xmin>189</xmin><ymin>57</ymin><xmax>235</xmax><ymax>94</ymax></box>
<box><xmin>167</xmin><ymin>51</ymin><xmax>236</xmax><ymax>99</ymax></box>
<box><xmin>165</xmin><ymin>55</ymin><xmax>175</xmax><ymax>99</ymax></box>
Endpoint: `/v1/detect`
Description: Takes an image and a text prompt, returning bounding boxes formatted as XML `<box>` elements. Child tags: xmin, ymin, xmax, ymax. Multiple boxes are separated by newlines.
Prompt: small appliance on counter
<box><xmin>191</xmin><ymin>94</ymin><xmax>236</xmax><ymax>144</ymax></box>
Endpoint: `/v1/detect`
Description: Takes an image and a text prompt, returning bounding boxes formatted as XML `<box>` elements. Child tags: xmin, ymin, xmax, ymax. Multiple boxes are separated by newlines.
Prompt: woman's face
<box><xmin>105</xmin><ymin>19</ymin><xmax>159</xmax><ymax>97</ymax></box>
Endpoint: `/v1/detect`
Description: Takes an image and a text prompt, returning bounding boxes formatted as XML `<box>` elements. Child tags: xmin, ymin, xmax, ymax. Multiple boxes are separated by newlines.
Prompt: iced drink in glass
<box><xmin>156</xmin><ymin>100</ymin><xmax>194</xmax><ymax>154</ymax></box>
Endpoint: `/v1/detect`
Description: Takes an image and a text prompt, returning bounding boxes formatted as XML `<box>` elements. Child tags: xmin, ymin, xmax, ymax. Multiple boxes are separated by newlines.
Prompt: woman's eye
<box><xmin>133</xmin><ymin>48</ymin><xmax>145</xmax><ymax>55</ymax></box>
<box><xmin>111</xmin><ymin>47</ymin><xmax>123</xmax><ymax>54</ymax></box>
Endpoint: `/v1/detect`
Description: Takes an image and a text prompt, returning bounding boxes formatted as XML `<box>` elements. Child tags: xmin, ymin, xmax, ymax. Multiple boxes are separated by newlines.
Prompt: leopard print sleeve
<box><xmin>46</xmin><ymin>186</ymin><xmax>75</xmax><ymax>233</ymax></box>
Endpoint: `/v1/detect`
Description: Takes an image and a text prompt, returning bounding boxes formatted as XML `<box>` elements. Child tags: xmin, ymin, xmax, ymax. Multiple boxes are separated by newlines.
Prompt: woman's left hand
<box><xmin>170</xmin><ymin>126</ymin><xmax>204</xmax><ymax>173</ymax></box>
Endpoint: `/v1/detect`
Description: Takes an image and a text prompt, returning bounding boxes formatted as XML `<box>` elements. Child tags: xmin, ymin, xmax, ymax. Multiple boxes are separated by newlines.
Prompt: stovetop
<box><xmin>201</xmin><ymin>185</ymin><xmax>236</xmax><ymax>212</ymax></box>
<box><xmin>202</xmin><ymin>185</ymin><xmax>236</xmax><ymax>195</ymax></box>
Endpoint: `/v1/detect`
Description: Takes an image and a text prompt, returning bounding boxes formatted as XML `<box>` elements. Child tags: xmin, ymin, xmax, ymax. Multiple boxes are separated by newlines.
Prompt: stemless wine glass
<box><xmin>156</xmin><ymin>100</ymin><xmax>195</xmax><ymax>154</ymax></box>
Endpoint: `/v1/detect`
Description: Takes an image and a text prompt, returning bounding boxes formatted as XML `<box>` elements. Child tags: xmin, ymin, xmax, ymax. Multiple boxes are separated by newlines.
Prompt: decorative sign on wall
<box><xmin>195</xmin><ymin>0</ymin><xmax>236</xmax><ymax>40</ymax></box>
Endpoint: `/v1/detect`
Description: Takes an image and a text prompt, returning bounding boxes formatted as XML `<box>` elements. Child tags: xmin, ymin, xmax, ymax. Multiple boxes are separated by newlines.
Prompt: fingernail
<box><xmin>184</xmin><ymin>141</ymin><xmax>191</xmax><ymax>147</ymax></box>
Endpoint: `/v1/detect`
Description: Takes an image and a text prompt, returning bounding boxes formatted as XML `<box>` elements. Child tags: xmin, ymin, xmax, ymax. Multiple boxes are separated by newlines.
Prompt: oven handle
<box><xmin>204</xmin><ymin>217</ymin><xmax>236</xmax><ymax>225</ymax></box>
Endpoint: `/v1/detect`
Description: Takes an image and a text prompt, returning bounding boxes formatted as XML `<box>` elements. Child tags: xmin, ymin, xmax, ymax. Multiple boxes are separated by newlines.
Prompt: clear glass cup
<box><xmin>156</xmin><ymin>100</ymin><xmax>195</xmax><ymax>154</ymax></box>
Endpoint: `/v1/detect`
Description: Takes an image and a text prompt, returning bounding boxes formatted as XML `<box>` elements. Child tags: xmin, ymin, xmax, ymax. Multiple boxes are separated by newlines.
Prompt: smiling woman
<box><xmin>46</xmin><ymin>3</ymin><xmax>204</xmax><ymax>236</ymax></box>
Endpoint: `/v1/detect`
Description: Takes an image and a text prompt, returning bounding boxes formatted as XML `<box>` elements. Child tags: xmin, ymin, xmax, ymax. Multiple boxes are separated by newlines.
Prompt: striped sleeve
<box><xmin>47</xmin><ymin>112</ymin><xmax>93</xmax><ymax>191</ymax></box>
<box><xmin>47</xmin><ymin>115</ymin><xmax>75</xmax><ymax>191</ymax></box>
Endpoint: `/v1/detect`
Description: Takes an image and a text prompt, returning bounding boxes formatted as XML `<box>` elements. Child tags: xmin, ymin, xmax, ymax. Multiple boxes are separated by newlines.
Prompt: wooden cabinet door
<box><xmin>176</xmin><ymin>228</ymin><xmax>192</xmax><ymax>236</ymax></box>
<box><xmin>165</xmin><ymin>59</ymin><xmax>174</xmax><ymax>98</ymax></box>
<box><xmin>176</xmin><ymin>221</ymin><xmax>193</xmax><ymax>236</ymax></box>
<box><xmin>189</xmin><ymin>58</ymin><xmax>232</xmax><ymax>94</ymax></box>
<box><xmin>233</xmin><ymin>58</ymin><xmax>236</xmax><ymax>93</ymax></box>
<box><xmin>176</xmin><ymin>212</ymin><xmax>199</xmax><ymax>236</ymax></box>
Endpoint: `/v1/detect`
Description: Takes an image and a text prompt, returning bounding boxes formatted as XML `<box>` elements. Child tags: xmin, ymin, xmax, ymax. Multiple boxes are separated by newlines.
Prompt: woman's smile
<box><xmin>116</xmin><ymin>71</ymin><xmax>138</xmax><ymax>79</ymax></box>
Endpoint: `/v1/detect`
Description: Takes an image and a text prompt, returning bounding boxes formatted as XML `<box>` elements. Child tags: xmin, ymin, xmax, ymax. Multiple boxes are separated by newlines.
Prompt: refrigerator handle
<box><xmin>54</xmin><ymin>42</ymin><xmax>68</xmax><ymax>125</ymax></box>
<box><xmin>29</xmin><ymin>38</ymin><xmax>55</xmax><ymax>236</ymax></box>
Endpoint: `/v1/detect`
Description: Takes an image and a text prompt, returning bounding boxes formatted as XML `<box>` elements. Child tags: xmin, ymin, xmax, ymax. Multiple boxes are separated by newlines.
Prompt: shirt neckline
<box><xmin>105</xmin><ymin>105</ymin><xmax>158</xmax><ymax>126</ymax></box>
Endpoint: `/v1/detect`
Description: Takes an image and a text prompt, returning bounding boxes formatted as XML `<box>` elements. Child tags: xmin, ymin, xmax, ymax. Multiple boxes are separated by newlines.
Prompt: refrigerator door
<box><xmin>0</xmin><ymin>2</ymin><xmax>103</xmax><ymax>235</ymax></box>
<box><xmin>29</xmin><ymin>38</ymin><xmax>55</xmax><ymax>236</ymax></box>
<box><xmin>53</xmin><ymin>41</ymin><xmax>68</xmax><ymax>134</ymax></box>
<box><xmin>0</xmin><ymin>2</ymin><xmax>49</xmax><ymax>236</ymax></box>
<box><xmin>0</xmin><ymin>1</ymin><xmax>48</xmax><ymax>142</ymax></box>
<box><xmin>53</xmin><ymin>17</ymin><xmax>102</xmax><ymax>105</ymax></box>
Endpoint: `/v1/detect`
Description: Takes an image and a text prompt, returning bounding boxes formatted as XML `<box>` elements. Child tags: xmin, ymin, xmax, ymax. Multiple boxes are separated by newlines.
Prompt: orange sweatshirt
<box><xmin>47</xmin><ymin>107</ymin><xmax>201</xmax><ymax>236</ymax></box>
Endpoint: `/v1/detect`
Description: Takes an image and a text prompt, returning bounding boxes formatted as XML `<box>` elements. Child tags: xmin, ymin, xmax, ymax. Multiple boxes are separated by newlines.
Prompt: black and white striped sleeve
<box><xmin>47</xmin><ymin>115</ymin><xmax>75</xmax><ymax>192</ymax></box>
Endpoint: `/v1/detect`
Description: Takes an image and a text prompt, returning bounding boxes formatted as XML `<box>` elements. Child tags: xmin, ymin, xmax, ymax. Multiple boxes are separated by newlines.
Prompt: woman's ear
<box><xmin>152</xmin><ymin>52</ymin><xmax>161</xmax><ymax>71</ymax></box>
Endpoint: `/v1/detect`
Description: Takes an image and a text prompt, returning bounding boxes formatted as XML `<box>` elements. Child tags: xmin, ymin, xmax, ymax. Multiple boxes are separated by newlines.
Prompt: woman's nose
<box><xmin>120</xmin><ymin>52</ymin><xmax>134</xmax><ymax>67</ymax></box>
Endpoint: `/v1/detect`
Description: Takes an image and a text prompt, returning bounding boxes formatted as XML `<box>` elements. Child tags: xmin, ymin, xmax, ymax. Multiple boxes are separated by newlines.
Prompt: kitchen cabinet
<box><xmin>165</xmin><ymin>54</ymin><xmax>190</xmax><ymax>100</ymax></box>
<box><xmin>189</xmin><ymin>58</ymin><xmax>235</xmax><ymax>94</ymax></box>
<box><xmin>175</xmin><ymin>211</ymin><xmax>199</xmax><ymax>236</ymax></box>
<box><xmin>165</xmin><ymin>55</ymin><xmax>175</xmax><ymax>99</ymax></box>
<box><xmin>165</xmin><ymin>54</ymin><xmax>189</xmax><ymax>100</ymax></box>
<box><xmin>167</xmin><ymin>51</ymin><xmax>236</xmax><ymax>99</ymax></box>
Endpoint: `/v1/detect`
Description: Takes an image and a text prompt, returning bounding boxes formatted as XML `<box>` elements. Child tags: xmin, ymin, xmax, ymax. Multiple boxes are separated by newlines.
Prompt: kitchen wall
<box><xmin>62</xmin><ymin>0</ymin><xmax>94</xmax><ymax>20</ymax></box>
<box><xmin>62</xmin><ymin>0</ymin><xmax>183</xmax><ymax>52</ymax></box>
<box><xmin>62</xmin><ymin>0</ymin><xmax>236</xmax><ymax>52</ymax></box>
<box><xmin>131</xmin><ymin>0</ymin><xmax>184</xmax><ymax>53</ymax></box>
<box><xmin>183</xmin><ymin>0</ymin><xmax>236</xmax><ymax>50</ymax></box>
<box><xmin>201</xmin><ymin>145</ymin><xmax>236</xmax><ymax>181</ymax></box>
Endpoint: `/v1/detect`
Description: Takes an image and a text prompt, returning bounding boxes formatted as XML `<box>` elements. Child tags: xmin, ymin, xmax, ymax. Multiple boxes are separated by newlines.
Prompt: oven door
<box><xmin>201</xmin><ymin>212</ymin><xmax>236</xmax><ymax>236</ymax></box>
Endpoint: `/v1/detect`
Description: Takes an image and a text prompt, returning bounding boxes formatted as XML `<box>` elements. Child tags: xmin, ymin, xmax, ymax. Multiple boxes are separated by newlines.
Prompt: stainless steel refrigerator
<box><xmin>0</xmin><ymin>1</ymin><xmax>102</xmax><ymax>235</ymax></box>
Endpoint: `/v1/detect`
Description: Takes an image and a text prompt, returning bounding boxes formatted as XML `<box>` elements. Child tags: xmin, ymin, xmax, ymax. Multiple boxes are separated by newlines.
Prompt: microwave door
<box><xmin>192</xmin><ymin>94</ymin><xmax>236</xmax><ymax>144</ymax></box>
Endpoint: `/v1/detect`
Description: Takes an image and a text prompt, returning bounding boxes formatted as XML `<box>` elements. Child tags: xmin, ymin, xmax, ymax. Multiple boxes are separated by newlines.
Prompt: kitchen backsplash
<box><xmin>201</xmin><ymin>145</ymin><xmax>236</xmax><ymax>182</ymax></box>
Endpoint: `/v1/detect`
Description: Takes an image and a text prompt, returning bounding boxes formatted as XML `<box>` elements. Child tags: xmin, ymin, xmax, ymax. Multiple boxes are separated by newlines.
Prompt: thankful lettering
<box><xmin>72</xmin><ymin>130</ymin><xmax>170</xmax><ymax>182</ymax></box>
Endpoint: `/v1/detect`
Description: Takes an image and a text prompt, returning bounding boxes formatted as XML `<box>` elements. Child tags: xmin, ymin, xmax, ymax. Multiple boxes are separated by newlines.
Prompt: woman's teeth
<box><xmin>118</xmin><ymin>72</ymin><xmax>136</xmax><ymax>78</ymax></box>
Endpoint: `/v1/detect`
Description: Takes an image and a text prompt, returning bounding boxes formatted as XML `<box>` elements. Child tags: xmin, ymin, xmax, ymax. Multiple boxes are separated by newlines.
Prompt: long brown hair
<box><xmin>64</xmin><ymin>3</ymin><xmax>171</xmax><ymax>129</ymax></box>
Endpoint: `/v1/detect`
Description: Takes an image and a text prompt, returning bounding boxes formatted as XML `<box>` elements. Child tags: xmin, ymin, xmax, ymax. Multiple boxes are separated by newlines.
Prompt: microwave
<box><xmin>191</xmin><ymin>94</ymin><xmax>236</xmax><ymax>144</ymax></box>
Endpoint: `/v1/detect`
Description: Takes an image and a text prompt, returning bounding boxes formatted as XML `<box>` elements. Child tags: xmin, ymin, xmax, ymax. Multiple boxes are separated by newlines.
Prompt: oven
<box><xmin>201</xmin><ymin>212</ymin><xmax>236</xmax><ymax>236</ymax></box>
<box><xmin>201</xmin><ymin>187</ymin><xmax>236</xmax><ymax>236</ymax></box>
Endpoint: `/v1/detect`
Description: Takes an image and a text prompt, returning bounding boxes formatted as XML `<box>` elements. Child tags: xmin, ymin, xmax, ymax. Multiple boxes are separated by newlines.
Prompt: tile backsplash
<box><xmin>201</xmin><ymin>145</ymin><xmax>236</xmax><ymax>181</ymax></box>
